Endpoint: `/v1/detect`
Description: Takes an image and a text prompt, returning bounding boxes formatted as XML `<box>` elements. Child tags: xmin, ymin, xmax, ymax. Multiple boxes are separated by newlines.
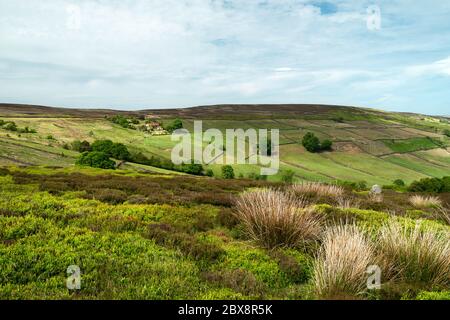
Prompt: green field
<box><xmin>1</xmin><ymin>104</ymin><xmax>449</xmax><ymax>185</ymax></box>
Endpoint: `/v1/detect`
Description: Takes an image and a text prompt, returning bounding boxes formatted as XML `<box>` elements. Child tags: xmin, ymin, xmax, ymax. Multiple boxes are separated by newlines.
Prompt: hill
<box><xmin>0</xmin><ymin>103</ymin><xmax>449</xmax><ymax>185</ymax></box>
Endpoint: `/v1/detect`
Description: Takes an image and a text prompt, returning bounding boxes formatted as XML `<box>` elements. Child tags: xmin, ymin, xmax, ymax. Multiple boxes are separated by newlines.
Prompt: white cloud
<box><xmin>0</xmin><ymin>0</ymin><xmax>449</xmax><ymax>114</ymax></box>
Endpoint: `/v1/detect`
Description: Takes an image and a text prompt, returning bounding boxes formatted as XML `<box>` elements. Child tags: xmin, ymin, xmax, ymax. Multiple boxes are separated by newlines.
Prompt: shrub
<box><xmin>76</xmin><ymin>152</ymin><xmax>116</xmax><ymax>170</ymax></box>
<box><xmin>302</xmin><ymin>132</ymin><xmax>333</xmax><ymax>152</ymax></box>
<box><xmin>393</xmin><ymin>179</ymin><xmax>406</xmax><ymax>187</ymax></box>
<box><xmin>444</xmin><ymin>129</ymin><xmax>450</xmax><ymax>138</ymax></box>
<box><xmin>377</xmin><ymin>222</ymin><xmax>450</xmax><ymax>286</ymax></box>
<box><xmin>281</xmin><ymin>170</ymin><xmax>295</xmax><ymax>183</ymax></box>
<box><xmin>201</xmin><ymin>269</ymin><xmax>266</xmax><ymax>297</ymax></box>
<box><xmin>408</xmin><ymin>177</ymin><xmax>450</xmax><ymax>193</ymax></box>
<box><xmin>222</xmin><ymin>165</ymin><xmax>235</xmax><ymax>179</ymax></box>
<box><xmin>4</xmin><ymin>122</ymin><xmax>18</xmax><ymax>131</ymax></box>
<box><xmin>290</xmin><ymin>182</ymin><xmax>344</xmax><ymax>198</ymax></box>
<box><xmin>313</xmin><ymin>224</ymin><xmax>375</xmax><ymax>298</ymax></box>
<box><xmin>91</xmin><ymin>140</ymin><xmax>130</xmax><ymax>161</ymax></box>
<box><xmin>409</xmin><ymin>195</ymin><xmax>442</xmax><ymax>208</ymax></box>
<box><xmin>205</xmin><ymin>169</ymin><xmax>214</xmax><ymax>177</ymax></box>
<box><xmin>146</xmin><ymin>224</ymin><xmax>224</xmax><ymax>261</ymax></box>
<box><xmin>321</xmin><ymin>139</ymin><xmax>333</xmax><ymax>151</ymax></box>
<box><xmin>234</xmin><ymin>189</ymin><xmax>322</xmax><ymax>249</ymax></box>
<box><xmin>91</xmin><ymin>188</ymin><xmax>128</xmax><ymax>204</ymax></box>
<box><xmin>181</xmin><ymin>162</ymin><xmax>204</xmax><ymax>175</ymax></box>
<box><xmin>416</xmin><ymin>290</ymin><xmax>450</xmax><ymax>300</ymax></box>
<box><xmin>164</xmin><ymin>118</ymin><xmax>183</xmax><ymax>133</ymax></box>
<box><xmin>302</xmin><ymin>132</ymin><xmax>321</xmax><ymax>152</ymax></box>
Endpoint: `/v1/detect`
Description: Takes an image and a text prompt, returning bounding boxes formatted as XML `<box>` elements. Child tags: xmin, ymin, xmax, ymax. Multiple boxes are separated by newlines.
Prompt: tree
<box><xmin>91</xmin><ymin>140</ymin><xmax>130</xmax><ymax>161</ymax></box>
<box><xmin>165</xmin><ymin>118</ymin><xmax>183</xmax><ymax>133</ymax></box>
<box><xmin>281</xmin><ymin>170</ymin><xmax>295</xmax><ymax>183</ymax></box>
<box><xmin>221</xmin><ymin>165</ymin><xmax>235</xmax><ymax>179</ymax></box>
<box><xmin>76</xmin><ymin>152</ymin><xmax>116</xmax><ymax>170</ymax></box>
<box><xmin>302</xmin><ymin>132</ymin><xmax>321</xmax><ymax>152</ymax></box>
<box><xmin>393</xmin><ymin>179</ymin><xmax>405</xmax><ymax>187</ymax></box>
<box><xmin>181</xmin><ymin>162</ymin><xmax>204</xmax><ymax>175</ymax></box>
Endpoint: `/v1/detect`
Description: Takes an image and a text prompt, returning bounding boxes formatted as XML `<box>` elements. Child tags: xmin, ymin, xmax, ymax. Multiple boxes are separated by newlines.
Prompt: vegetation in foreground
<box><xmin>0</xmin><ymin>167</ymin><xmax>448</xmax><ymax>300</ymax></box>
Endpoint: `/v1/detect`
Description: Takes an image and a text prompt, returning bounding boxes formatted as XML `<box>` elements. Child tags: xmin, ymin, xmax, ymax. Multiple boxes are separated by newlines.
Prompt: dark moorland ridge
<box><xmin>0</xmin><ymin>102</ymin><xmax>402</xmax><ymax>119</ymax></box>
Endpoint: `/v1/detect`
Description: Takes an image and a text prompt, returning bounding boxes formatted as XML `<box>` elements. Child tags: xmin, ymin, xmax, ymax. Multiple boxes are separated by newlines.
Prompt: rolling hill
<box><xmin>0</xmin><ymin>103</ymin><xmax>449</xmax><ymax>185</ymax></box>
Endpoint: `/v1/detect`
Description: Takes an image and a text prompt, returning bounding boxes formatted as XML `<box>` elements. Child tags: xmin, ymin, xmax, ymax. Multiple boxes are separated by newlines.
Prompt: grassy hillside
<box><xmin>0</xmin><ymin>167</ymin><xmax>448</xmax><ymax>300</ymax></box>
<box><xmin>0</xmin><ymin>103</ymin><xmax>449</xmax><ymax>185</ymax></box>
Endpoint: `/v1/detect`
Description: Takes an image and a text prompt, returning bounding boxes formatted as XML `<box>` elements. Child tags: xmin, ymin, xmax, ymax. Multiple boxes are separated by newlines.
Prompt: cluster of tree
<box><xmin>163</xmin><ymin>118</ymin><xmax>183</xmax><ymax>133</ymax></box>
<box><xmin>130</xmin><ymin>152</ymin><xmax>204</xmax><ymax>175</ymax></box>
<box><xmin>76</xmin><ymin>152</ymin><xmax>116</xmax><ymax>170</ymax></box>
<box><xmin>91</xmin><ymin>140</ymin><xmax>131</xmax><ymax>161</ymax></box>
<box><xmin>408</xmin><ymin>176</ymin><xmax>450</xmax><ymax>193</ymax></box>
<box><xmin>302</xmin><ymin>132</ymin><xmax>333</xmax><ymax>153</ymax></box>
<box><xmin>108</xmin><ymin>115</ymin><xmax>139</xmax><ymax>130</ymax></box>
<box><xmin>0</xmin><ymin>120</ymin><xmax>37</xmax><ymax>134</ymax></box>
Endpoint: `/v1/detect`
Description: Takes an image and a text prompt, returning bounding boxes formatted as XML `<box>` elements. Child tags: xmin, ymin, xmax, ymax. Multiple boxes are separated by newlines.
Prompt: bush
<box><xmin>393</xmin><ymin>179</ymin><xmax>406</xmax><ymax>187</ymax></box>
<box><xmin>76</xmin><ymin>152</ymin><xmax>116</xmax><ymax>170</ymax></box>
<box><xmin>221</xmin><ymin>165</ymin><xmax>235</xmax><ymax>179</ymax></box>
<box><xmin>201</xmin><ymin>269</ymin><xmax>266</xmax><ymax>297</ymax></box>
<box><xmin>92</xmin><ymin>188</ymin><xmax>128</xmax><ymax>204</ymax></box>
<box><xmin>4</xmin><ymin>122</ymin><xmax>17</xmax><ymax>132</ymax></box>
<box><xmin>313</xmin><ymin>224</ymin><xmax>375</xmax><ymax>298</ymax></box>
<box><xmin>302</xmin><ymin>132</ymin><xmax>321</xmax><ymax>153</ymax></box>
<box><xmin>409</xmin><ymin>195</ymin><xmax>442</xmax><ymax>208</ymax></box>
<box><xmin>205</xmin><ymin>169</ymin><xmax>214</xmax><ymax>177</ymax></box>
<box><xmin>281</xmin><ymin>170</ymin><xmax>295</xmax><ymax>183</ymax></box>
<box><xmin>91</xmin><ymin>140</ymin><xmax>130</xmax><ymax>161</ymax></box>
<box><xmin>321</xmin><ymin>139</ymin><xmax>333</xmax><ymax>151</ymax></box>
<box><xmin>377</xmin><ymin>222</ymin><xmax>450</xmax><ymax>287</ymax></box>
<box><xmin>234</xmin><ymin>189</ymin><xmax>322</xmax><ymax>249</ymax></box>
<box><xmin>302</xmin><ymin>132</ymin><xmax>333</xmax><ymax>153</ymax></box>
<box><xmin>164</xmin><ymin>118</ymin><xmax>183</xmax><ymax>133</ymax></box>
<box><xmin>408</xmin><ymin>176</ymin><xmax>450</xmax><ymax>193</ymax></box>
<box><xmin>181</xmin><ymin>162</ymin><xmax>204</xmax><ymax>175</ymax></box>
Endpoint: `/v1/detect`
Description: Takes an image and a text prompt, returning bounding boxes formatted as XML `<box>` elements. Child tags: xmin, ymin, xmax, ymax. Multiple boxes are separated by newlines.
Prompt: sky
<box><xmin>0</xmin><ymin>0</ymin><xmax>449</xmax><ymax>115</ymax></box>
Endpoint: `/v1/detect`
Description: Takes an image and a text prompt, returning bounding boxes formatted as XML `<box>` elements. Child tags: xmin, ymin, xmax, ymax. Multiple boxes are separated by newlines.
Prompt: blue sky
<box><xmin>0</xmin><ymin>0</ymin><xmax>449</xmax><ymax>115</ymax></box>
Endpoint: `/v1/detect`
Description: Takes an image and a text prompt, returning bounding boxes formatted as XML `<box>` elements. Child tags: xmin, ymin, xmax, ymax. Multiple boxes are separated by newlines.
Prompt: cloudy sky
<box><xmin>0</xmin><ymin>0</ymin><xmax>449</xmax><ymax>114</ymax></box>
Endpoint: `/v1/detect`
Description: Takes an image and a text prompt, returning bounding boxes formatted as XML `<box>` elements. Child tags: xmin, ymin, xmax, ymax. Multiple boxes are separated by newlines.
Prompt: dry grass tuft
<box><xmin>313</xmin><ymin>224</ymin><xmax>374</xmax><ymax>298</ymax></box>
<box><xmin>434</xmin><ymin>206</ymin><xmax>450</xmax><ymax>225</ymax></box>
<box><xmin>337</xmin><ymin>196</ymin><xmax>361</xmax><ymax>209</ymax></box>
<box><xmin>234</xmin><ymin>188</ymin><xmax>323</xmax><ymax>249</ymax></box>
<box><xmin>409</xmin><ymin>195</ymin><xmax>442</xmax><ymax>208</ymax></box>
<box><xmin>290</xmin><ymin>182</ymin><xmax>344</xmax><ymax>198</ymax></box>
<box><xmin>377</xmin><ymin>222</ymin><xmax>450</xmax><ymax>287</ymax></box>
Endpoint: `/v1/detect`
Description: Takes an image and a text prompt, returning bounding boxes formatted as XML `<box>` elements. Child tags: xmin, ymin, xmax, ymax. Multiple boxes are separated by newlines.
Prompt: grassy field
<box><xmin>0</xmin><ymin>167</ymin><xmax>448</xmax><ymax>300</ymax></box>
<box><xmin>1</xmin><ymin>104</ymin><xmax>449</xmax><ymax>185</ymax></box>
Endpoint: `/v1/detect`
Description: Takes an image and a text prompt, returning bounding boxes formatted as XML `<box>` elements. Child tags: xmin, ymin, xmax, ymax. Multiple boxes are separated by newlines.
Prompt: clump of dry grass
<box><xmin>290</xmin><ymin>182</ymin><xmax>344</xmax><ymax>198</ymax></box>
<box><xmin>377</xmin><ymin>222</ymin><xmax>450</xmax><ymax>287</ymax></box>
<box><xmin>409</xmin><ymin>195</ymin><xmax>442</xmax><ymax>208</ymax></box>
<box><xmin>234</xmin><ymin>189</ymin><xmax>323</xmax><ymax>249</ymax></box>
<box><xmin>313</xmin><ymin>224</ymin><xmax>375</xmax><ymax>298</ymax></box>
<box><xmin>337</xmin><ymin>196</ymin><xmax>361</xmax><ymax>209</ymax></box>
<box><xmin>434</xmin><ymin>206</ymin><xmax>450</xmax><ymax>225</ymax></box>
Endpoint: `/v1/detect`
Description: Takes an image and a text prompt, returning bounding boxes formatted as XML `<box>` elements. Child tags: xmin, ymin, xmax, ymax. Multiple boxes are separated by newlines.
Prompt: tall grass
<box><xmin>409</xmin><ymin>195</ymin><xmax>442</xmax><ymax>208</ymax></box>
<box><xmin>377</xmin><ymin>222</ymin><xmax>450</xmax><ymax>287</ymax></box>
<box><xmin>313</xmin><ymin>224</ymin><xmax>374</xmax><ymax>298</ymax></box>
<box><xmin>234</xmin><ymin>189</ymin><xmax>322</xmax><ymax>249</ymax></box>
<box><xmin>290</xmin><ymin>182</ymin><xmax>344</xmax><ymax>198</ymax></box>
